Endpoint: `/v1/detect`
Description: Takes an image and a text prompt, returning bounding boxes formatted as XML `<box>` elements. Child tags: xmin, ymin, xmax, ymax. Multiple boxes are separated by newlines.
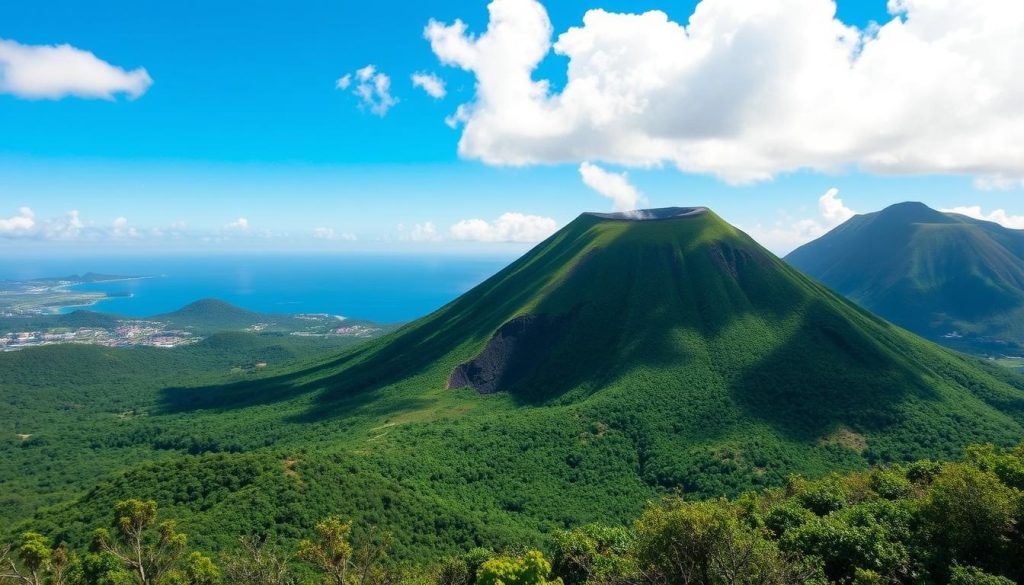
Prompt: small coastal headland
<box><xmin>0</xmin><ymin>273</ymin><xmax>145</xmax><ymax>316</ymax></box>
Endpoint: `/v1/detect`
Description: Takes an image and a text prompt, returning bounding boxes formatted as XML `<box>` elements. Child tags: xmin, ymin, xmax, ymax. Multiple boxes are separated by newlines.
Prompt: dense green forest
<box><xmin>4</xmin><ymin>443</ymin><xmax>1022</xmax><ymax>584</ymax></box>
<box><xmin>0</xmin><ymin>333</ymin><xmax>373</xmax><ymax>523</ymax></box>
<box><xmin>5</xmin><ymin>210</ymin><xmax>1024</xmax><ymax>581</ymax></box>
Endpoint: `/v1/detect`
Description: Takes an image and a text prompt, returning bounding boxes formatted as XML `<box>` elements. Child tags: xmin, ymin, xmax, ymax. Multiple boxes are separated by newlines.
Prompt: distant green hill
<box><xmin>786</xmin><ymin>202</ymin><xmax>1024</xmax><ymax>348</ymax></box>
<box><xmin>153</xmin><ymin>298</ymin><xmax>272</xmax><ymax>331</ymax></box>
<box><xmin>154</xmin><ymin>298</ymin><xmax>382</xmax><ymax>334</ymax></box>
<box><xmin>8</xmin><ymin>207</ymin><xmax>1024</xmax><ymax>561</ymax></box>
<box><xmin>157</xmin><ymin>297</ymin><xmax>261</xmax><ymax>321</ymax></box>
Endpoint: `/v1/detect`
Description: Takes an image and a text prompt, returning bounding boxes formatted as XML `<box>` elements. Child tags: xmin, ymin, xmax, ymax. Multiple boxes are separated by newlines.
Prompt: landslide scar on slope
<box><xmin>447</xmin><ymin>313</ymin><xmax>569</xmax><ymax>394</ymax></box>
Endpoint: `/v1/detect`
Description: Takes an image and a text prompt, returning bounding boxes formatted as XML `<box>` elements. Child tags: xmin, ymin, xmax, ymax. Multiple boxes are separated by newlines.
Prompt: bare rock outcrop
<box><xmin>447</xmin><ymin>313</ymin><xmax>567</xmax><ymax>394</ymax></box>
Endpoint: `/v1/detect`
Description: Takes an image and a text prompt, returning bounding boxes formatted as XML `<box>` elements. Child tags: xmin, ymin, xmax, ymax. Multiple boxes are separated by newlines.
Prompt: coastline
<box><xmin>53</xmin><ymin>276</ymin><xmax>151</xmax><ymax>314</ymax></box>
<box><xmin>0</xmin><ymin>275</ymin><xmax>151</xmax><ymax>316</ymax></box>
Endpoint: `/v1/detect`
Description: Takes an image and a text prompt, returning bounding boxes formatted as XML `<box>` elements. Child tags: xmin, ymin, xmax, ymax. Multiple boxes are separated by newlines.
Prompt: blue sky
<box><xmin>2</xmin><ymin>0</ymin><xmax>1023</xmax><ymax>254</ymax></box>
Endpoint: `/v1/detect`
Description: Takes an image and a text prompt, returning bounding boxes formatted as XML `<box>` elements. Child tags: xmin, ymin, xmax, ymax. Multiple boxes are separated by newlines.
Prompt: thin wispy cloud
<box><xmin>407</xmin><ymin>222</ymin><xmax>441</xmax><ymax>242</ymax></box>
<box><xmin>411</xmin><ymin>72</ymin><xmax>446</xmax><ymax>99</ymax></box>
<box><xmin>973</xmin><ymin>176</ymin><xmax>1024</xmax><ymax>192</ymax></box>
<box><xmin>224</xmin><ymin>217</ymin><xmax>249</xmax><ymax>231</ymax></box>
<box><xmin>313</xmin><ymin>227</ymin><xmax>357</xmax><ymax>241</ymax></box>
<box><xmin>336</xmin><ymin>64</ymin><xmax>399</xmax><ymax>116</ymax></box>
<box><xmin>41</xmin><ymin>210</ymin><xmax>85</xmax><ymax>240</ymax></box>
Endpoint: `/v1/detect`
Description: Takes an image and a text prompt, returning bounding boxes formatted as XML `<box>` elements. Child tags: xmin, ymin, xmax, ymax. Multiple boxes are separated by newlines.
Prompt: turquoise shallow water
<box><xmin>0</xmin><ymin>254</ymin><xmax>516</xmax><ymax>323</ymax></box>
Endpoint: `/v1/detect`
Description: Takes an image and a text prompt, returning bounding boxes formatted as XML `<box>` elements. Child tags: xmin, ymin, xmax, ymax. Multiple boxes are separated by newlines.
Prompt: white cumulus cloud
<box><xmin>336</xmin><ymin>64</ymin><xmax>398</xmax><ymax>116</ymax></box>
<box><xmin>0</xmin><ymin>38</ymin><xmax>151</xmax><ymax>100</ymax></box>
<box><xmin>818</xmin><ymin>187</ymin><xmax>856</xmax><ymax>225</ymax></box>
<box><xmin>427</xmin><ymin>0</ymin><xmax>1024</xmax><ymax>184</ymax></box>
<box><xmin>450</xmin><ymin>212</ymin><xmax>557</xmax><ymax>242</ymax></box>
<box><xmin>411</xmin><ymin>72</ymin><xmax>446</xmax><ymax>99</ymax></box>
<box><xmin>578</xmin><ymin>162</ymin><xmax>646</xmax><ymax>211</ymax></box>
<box><xmin>744</xmin><ymin>188</ymin><xmax>856</xmax><ymax>254</ymax></box>
<box><xmin>0</xmin><ymin>206</ymin><xmax>35</xmax><ymax>235</ymax></box>
<box><xmin>941</xmin><ymin>206</ymin><xmax>1024</xmax><ymax>229</ymax></box>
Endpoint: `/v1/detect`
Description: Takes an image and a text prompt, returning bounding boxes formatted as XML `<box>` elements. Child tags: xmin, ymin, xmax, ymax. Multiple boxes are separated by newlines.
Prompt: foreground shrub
<box><xmin>633</xmin><ymin>498</ymin><xmax>819</xmax><ymax>585</ymax></box>
<box><xmin>476</xmin><ymin>550</ymin><xmax>562</xmax><ymax>585</ymax></box>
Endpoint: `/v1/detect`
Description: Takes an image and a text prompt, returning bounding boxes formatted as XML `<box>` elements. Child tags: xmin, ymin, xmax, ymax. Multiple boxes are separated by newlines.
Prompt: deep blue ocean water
<box><xmin>0</xmin><ymin>254</ymin><xmax>518</xmax><ymax>323</ymax></box>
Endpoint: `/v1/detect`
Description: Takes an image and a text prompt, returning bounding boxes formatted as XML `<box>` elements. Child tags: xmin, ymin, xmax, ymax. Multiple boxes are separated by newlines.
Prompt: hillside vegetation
<box><xmin>4</xmin><ymin>208</ymin><xmax>1024</xmax><ymax>571</ymax></box>
<box><xmin>4</xmin><ymin>442</ymin><xmax>1023</xmax><ymax>584</ymax></box>
<box><xmin>0</xmin><ymin>333</ymin><xmax>374</xmax><ymax>524</ymax></box>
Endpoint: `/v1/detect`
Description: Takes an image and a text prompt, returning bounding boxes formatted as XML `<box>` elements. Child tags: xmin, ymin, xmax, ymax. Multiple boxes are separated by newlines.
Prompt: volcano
<box><xmin>293</xmin><ymin>206</ymin><xmax>1024</xmax><ymax>454</ymax></box>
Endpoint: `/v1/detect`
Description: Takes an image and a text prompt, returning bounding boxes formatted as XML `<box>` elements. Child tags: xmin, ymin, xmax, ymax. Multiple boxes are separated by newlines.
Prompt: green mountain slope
<box><xmin>786</xmin><ymin>201</ymin><xmax>1024</xmax><ymax>346</ymax></box>
<box><xmin>9</xmin><ymin>207</ymin><xmax>1024</xmax><ymax>561</ymax></box>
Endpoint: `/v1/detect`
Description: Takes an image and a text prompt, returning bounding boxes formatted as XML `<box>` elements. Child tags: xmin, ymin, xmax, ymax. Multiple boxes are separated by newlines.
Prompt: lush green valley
<box><xmin>4</xmin><ymin>208</ymin><xmax>1024</xmax><ymax>583</ymax></box>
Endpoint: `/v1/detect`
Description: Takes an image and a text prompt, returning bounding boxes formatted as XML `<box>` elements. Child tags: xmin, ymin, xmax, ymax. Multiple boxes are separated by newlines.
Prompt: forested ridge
<box><xmin>4</xmin><ymin>442</ymin><xmax>1022</xmax><ymax>584</ymax></box>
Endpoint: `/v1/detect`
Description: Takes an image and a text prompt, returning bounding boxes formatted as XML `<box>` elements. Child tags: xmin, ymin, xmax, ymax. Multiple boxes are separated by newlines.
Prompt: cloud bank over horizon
<box><xmin>450</xmin><ymin>212</ymin><xmax>557</xmax><ymax>242</ymax></box>
<box><xmin>0</xmin><ymin>207</ymin><xmax>276</xmax><ymax>246</ymax></box>
<box><xmin>428</xmin><ymin>0</ymin><xmax>1024</xmax><ymax>186</ymax></box>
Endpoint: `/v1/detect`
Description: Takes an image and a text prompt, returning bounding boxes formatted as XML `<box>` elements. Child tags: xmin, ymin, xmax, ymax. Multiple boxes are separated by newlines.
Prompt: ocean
<box><xmin>0</xmin><ymin>254</ymin><xmax>518</xmax><ymax>323</ymax></box>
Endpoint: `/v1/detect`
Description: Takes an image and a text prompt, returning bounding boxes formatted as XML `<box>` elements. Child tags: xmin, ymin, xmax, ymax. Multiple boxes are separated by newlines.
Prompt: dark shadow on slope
<box><xmin>157</xmin><ymin>346</ymin><xmax>372</xmax><ymax>413</ymax></box>
<box><xmin>289</xmin><ymin>394</ymin><xmax>436</xmax><ymax>425</ymax></box>
<box><xmin>729</xmin><ymin>298</ymin><xmax>933</xmax><ymax>442</ymax></box>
